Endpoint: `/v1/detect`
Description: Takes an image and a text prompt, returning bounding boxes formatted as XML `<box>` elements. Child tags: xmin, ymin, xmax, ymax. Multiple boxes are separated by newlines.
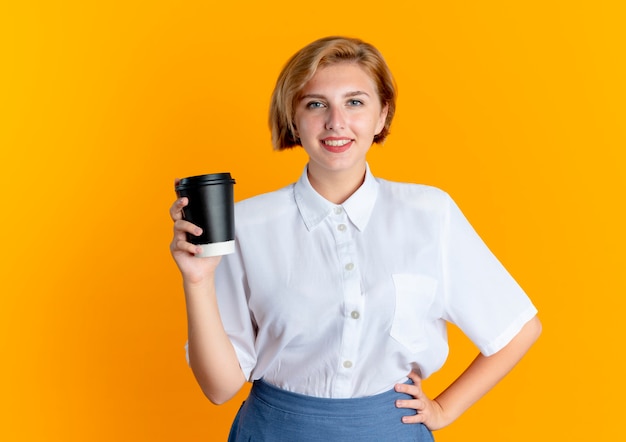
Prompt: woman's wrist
<box><xmin>183</xmin><ymin>273</ymin><xmax>216</xmax><ymax>294</ymax></box>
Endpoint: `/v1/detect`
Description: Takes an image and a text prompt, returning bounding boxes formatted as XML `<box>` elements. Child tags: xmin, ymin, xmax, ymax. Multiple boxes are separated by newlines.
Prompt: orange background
<box><xmin>2</xmin><ymin>1</ymin><xmax>625</xmax><ymax>440</ymax></box>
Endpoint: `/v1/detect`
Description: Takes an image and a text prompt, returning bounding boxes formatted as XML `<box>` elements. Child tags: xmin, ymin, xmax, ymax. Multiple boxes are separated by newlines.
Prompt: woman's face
<box><xmin>294</xmin><ymin>62</ymin><xmax>388</xmax><ymax>181</ymax></box>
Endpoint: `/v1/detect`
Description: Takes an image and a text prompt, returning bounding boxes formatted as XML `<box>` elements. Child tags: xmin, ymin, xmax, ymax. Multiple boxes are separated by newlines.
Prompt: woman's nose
<box><xmin>325</xmin><ymin>106</ymin><xmax>345</xmax><ymax>131</ymax></box>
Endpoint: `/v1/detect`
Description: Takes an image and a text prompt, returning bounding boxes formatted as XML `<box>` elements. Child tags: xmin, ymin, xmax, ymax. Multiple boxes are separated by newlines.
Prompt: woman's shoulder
<box><xmin>375</xmin><ymin>177</ymin><xmax>451</xmax><ymax>207</ymax></box>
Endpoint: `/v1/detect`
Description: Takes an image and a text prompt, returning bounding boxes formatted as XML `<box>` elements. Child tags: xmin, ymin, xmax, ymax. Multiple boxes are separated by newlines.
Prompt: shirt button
<box><xmin>337</xmin><ymin>224</ymin><xmax>347</xmax><ymax>232</ymax></box>
<box><xmin>343</xmin><ymin>360</ymin><xmax>353</xmax><ymax>368</ymax></box>
<box><xmin>345</xmin><ymin>263</ymin><xmax>354</xmax><ymax>271</ymax></box>
<box><xmin>351</xmin><ymin>311</ymin><xmax>360</xmax><ymax>319</ymax></box>
<box><xmin>334</xmin><ymin>207</ymin><xmax>343</xmax><ymax>215</ymax></box>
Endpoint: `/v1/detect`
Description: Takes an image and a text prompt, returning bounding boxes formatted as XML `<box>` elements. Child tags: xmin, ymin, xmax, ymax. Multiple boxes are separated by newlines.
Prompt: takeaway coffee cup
<box><xmin>175</xmin><ymin>173</ymin><xmax>236</xmax><ymax>257</ymax></box>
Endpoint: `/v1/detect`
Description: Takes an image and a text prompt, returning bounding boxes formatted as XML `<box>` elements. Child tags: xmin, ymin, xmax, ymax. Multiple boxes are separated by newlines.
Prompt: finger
<box><xmin>173</xmin><ymin>219</ymin><xmax>202</xmax><ymax>237</ymax></box>
<box><xmin>395</xmin><ymin>375</ymin><xmax>422</xmax><ymax>396</ymax></box>
<box><xmin>407</xmin><ymin>370</ymin><xmax>423</xmax><ymax>386</ymax></box>
<box><xmin>395</xmin><ymin>398</ymin><xmax>426</xmax><ymax>424</ymax></box>
<box><xmin>395</xmin><ymin>398</ymin><xmax>424</xmax><ymax>410</ymax></box>
<box><xmin>170</xmin><ymin>197</ymin><xmax>188</xmax><ymax>221</ymax></box>
<box><xmin>173</xmin><ymin>238</ymin><xmax>202</xmax><ymax>256</ymax></box>
<box><xmin>407</xmin><ymin>372</ymin><xmax>425</xmax><ymax>396</ymax></box>
<box><xmin>401</xmin><ymin>412</ymin><xmax>424</xmax><ymax>424</ymax></box>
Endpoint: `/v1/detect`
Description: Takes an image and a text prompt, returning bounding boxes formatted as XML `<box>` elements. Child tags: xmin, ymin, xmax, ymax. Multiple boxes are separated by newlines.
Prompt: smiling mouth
<box><xmin>321</xmin><ymin>138</ymin><xmax>353</xmax><ymax>153</ymax></box>
<box><xmin>322</xmin><ymin>139</ymin><xmax>352</xmax><ymax>147</ymax></box>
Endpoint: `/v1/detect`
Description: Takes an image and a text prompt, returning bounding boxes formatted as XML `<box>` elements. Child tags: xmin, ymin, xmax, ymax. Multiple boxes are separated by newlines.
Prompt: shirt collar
<box><xmin>294</xmin><ymin>163</ymin><xmax>379</xmax><ymax>232</ymax></box>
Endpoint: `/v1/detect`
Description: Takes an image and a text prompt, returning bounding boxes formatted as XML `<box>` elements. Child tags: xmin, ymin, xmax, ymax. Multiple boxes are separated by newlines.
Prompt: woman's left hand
<box><xmin>394</xmin><ymin>371</ymin><xmax>448</xmax><ymax>431</ymax></box>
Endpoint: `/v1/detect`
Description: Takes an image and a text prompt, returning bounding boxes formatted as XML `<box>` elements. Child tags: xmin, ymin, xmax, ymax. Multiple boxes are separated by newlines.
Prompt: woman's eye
<box><xmin>348</xmin><ymin>99</ymin><xmax>364</xmax><ymax>106</ymax></box>
<box><xmin>306</xmin><ymin>101</ymin><xmax>325</xmax><ymax>109</ymax></box>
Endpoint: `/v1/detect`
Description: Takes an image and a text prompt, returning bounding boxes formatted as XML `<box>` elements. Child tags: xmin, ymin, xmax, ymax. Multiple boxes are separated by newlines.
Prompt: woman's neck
<box><xmin>307</xmin><ymin>165</ymin><xmax>366</xmax><ymax>204</ymax></box>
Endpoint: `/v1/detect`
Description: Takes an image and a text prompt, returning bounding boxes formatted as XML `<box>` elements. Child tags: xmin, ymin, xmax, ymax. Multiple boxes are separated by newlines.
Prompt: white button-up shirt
<box><xmin>212</xmin><ymin>165</ymin><xmax>537</xmax><ymax>398</ymax></box>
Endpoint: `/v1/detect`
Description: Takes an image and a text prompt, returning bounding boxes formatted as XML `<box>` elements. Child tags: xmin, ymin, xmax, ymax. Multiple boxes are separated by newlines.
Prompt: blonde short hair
<box><xmin>269</xmin><ymin>36</ymin><xmax>397</xmax><ymax>150</ymax></box>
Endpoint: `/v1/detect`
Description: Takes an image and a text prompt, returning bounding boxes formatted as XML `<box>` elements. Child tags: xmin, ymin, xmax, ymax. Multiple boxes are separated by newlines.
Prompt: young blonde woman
<box><xmin>169</xmin><ymin>36</ymin><xmax>541</xmax><ymax>441</ymax></box>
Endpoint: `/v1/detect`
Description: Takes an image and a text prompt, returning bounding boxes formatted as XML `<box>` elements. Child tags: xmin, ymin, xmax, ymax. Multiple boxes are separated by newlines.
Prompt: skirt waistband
<box><xmin>250</xmin><ymin>378</ymin><xmax>414</xmax><ymax>418</ymax></box>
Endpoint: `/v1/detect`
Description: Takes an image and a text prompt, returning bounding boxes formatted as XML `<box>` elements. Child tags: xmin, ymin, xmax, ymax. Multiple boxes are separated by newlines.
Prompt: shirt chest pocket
<box><xmin>390</xmin><ymin>274</ymin><xmax>438</xmax><ymax>353</ymax></box>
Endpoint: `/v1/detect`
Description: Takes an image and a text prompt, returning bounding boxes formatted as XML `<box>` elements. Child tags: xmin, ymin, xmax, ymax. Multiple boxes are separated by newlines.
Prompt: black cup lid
<box><xmin>176</xmin><ymin>172</ymin><xmax>236</xmax><ymax>191</ymax></box>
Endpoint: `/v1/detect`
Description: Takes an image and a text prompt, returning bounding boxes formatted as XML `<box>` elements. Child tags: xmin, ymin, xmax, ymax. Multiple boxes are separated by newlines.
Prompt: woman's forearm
<box><xmin>434</xmin><ymin>315</ymin><xmax>542</xmax><ymax>426</ymax></box>
<box><xmin>184</xmin><ymin>277</ymin><xmax>246</xmax><ymax>405</ymax></box>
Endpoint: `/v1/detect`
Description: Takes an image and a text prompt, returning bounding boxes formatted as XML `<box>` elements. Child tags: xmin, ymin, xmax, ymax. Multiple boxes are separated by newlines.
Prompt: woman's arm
<box><xmin>170</xmin><ymin>195</ymin><xmax>246</xmax><ymax>405</ymax></box>
<box><xmin>395</xmin><ymin>315</ymin><xmax>542</xmax><ymax>430</ymax></box>
<box><xmin>183</xmin><ymin>277</ymin><xmax>247</xmax><ymax>404</ymax></box>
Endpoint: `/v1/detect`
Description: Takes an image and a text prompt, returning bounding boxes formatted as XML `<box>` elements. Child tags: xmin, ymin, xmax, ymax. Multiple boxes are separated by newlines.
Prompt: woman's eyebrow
<box><xmin>344</xmin><ymin>90</ymin><xmax>370</xmax><ymax>98</ymax></box>
<box><xmin>299</xmin><ymin>91</ymin><xmax>370</xmax><ymax>100</ymax></box>
<box><xmin>299</xmin><ymin>93</ymin><xmax>326</xmax><ymax>101</ymax></box>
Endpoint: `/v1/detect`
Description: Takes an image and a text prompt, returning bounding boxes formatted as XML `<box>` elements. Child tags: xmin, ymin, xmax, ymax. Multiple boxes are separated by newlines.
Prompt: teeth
<box><xmin>323</xmin><ymin>139</ymin><xmax>351</xmax><ymax>147</ymax></box>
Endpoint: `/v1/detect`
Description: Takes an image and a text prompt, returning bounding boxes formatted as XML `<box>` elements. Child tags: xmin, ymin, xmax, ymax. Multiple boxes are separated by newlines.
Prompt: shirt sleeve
<box><xmin>440</xmin><ymin>194</ymin><xmax>537</xmax><ymax>356</ymax></box>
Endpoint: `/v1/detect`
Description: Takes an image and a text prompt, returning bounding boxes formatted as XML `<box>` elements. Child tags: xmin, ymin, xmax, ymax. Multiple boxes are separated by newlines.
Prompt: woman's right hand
<box><xmin>169</xmin><ymin>189</ymin><xmax>222</xmax><ymax>285</ymax></box>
